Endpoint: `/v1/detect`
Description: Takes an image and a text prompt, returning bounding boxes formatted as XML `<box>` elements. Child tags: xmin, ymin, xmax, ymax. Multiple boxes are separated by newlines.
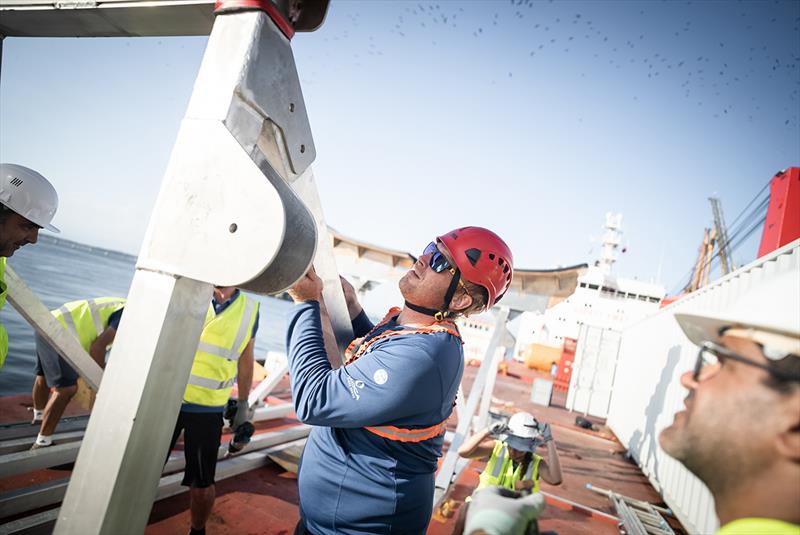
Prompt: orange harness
<box><xmin>344</xmin><ymin>307</ymin><xmax>462</xmax><ymax>443</ymax></box>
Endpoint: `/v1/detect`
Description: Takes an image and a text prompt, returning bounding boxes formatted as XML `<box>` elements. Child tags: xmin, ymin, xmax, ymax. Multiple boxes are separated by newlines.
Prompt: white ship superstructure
<box><xmin>514</xmin><ymin>213</ymin><xmax>665</xmax><ymax>359</ymax></box>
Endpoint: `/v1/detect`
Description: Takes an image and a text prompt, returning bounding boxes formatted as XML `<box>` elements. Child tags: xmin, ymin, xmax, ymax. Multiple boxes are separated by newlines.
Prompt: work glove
<box><xmin>489</xmin><ymin>421</ymin><xmax>508</xmax><ymax>437</ymax></box>
<box><xmin>232</xmin><ymin>399</ymin><xmax>254</xmax><ymax>430</ymax></box>
<box><xmin>539</xmin><ymin>422</ymin><xmax>553</xmax><ymax>443</ymax></box>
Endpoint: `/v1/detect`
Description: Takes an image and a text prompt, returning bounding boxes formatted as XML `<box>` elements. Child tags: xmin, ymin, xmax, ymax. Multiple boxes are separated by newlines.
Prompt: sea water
<box><xmin>0</xmin><ymin>236</ymin><xmax>294</xmax><ymax>396</ymax></box>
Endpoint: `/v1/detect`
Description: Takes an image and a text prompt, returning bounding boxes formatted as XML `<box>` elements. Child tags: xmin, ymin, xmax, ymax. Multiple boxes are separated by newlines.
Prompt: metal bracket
<box><xmin>4</xmin><ymin>266</ymin><xmax>102</xmax><ymax>390</ymax></box>
<box><xmin>433</xmin><ymin>307</ymin><xmax>510</xmax><ymax>507</ymax></box>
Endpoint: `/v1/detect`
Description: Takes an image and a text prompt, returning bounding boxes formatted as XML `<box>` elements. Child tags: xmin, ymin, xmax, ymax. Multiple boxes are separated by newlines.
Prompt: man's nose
<box><xmin>679</xmin><ymin>369</ymin><xmax>698</xmax><ymax>389</ymax></box>
<box><xmin>27</xmin><ymin>228</ymin><xmax>39</xmax><ymax>244</ymax></box>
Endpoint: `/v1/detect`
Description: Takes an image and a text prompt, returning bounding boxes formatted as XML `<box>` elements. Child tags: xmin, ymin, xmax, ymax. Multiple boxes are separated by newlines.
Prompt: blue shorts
<box><xmin>33</xmin><ymin>334</ymin><xmax>79</xmax><ymax>388</ymax></box>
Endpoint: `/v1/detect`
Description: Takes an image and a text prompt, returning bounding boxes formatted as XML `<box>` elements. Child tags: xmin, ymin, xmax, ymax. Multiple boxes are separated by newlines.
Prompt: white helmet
<box><xmin>507</xmin><ymin>412</ymin><xmax>539</xmax><ymax>439</ymax></box>
<box><xmin>0</xmin><ymin>163</ymin><xmax>60</xmax><ymax>233</ymax></box>
<box><xmin>501</xmin><ymin>412</ymin><xmax>540</xmax><ymax>452</ymax></box>
<box><xmin>675</xmin><ymin>268</ymin><xmax>800</xmax><ymax>359</ymax></box>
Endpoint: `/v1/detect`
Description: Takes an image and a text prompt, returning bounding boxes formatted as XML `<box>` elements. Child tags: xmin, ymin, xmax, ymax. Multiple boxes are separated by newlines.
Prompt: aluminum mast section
<box><xmin>12</xmin><ymin>1</ymin><xmax>350</xmax><ymax>532</ymax></box>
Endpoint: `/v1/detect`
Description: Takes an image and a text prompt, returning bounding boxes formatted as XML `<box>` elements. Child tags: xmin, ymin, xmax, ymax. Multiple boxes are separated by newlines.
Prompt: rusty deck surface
<box><xmin>1</xmin><ymin>361</ymin><xmax>685</xmax><ymax>534</ymax></box>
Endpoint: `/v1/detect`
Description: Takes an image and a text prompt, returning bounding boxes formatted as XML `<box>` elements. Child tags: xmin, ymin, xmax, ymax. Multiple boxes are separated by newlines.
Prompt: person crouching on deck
<box><xmin>453</xmin><ymin>412</ymin><xmax>563</xmax><ymax>534</ymax></box>
<box><xmin>286</xmin><ymin>227</ymin><xmax>514</xmax><ymax>535</ymax></box>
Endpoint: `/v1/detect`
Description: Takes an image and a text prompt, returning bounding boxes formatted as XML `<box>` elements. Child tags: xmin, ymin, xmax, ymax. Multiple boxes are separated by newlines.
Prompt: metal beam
<box><xmin>248</xmin><ymin>352</ymin><xmax>289</xmax><ymax>408</ymax></box>
<box><xmin>4</xmin><ymin>267</ymin><xmax>102</xmax><ymax>390</ymax></box>
<box><xmin>291</xmin><ymin>169</ymin><xmax>354</xmax><ymax>361</ymax></box>
<box><xmin>433</xmin><ymin>307</ymin><xmax>509</xmax><ymax>507</ymax></box>
<box><xmin>0</xmin><ymin>406</ymin><xmax>295</xmax><ymax>478</ymax></box>
<box><xmin>0</xmin><ymin>431</ymin><xmax>83</xmax><ymax>456</ymax></box>
<box><xmin>475</xmin><ymin>342</ymin><xmax>504</xmax><ymax>432</ymax></box>
<box><xmin>1</xmin><ymin>426</ymin><xmax>310</xmax><ymax>520</ymax></box>
<box><xmin>0</xmin><ymin>415</ymin><xmax>88</xmax><ymax>442</ymax></box>
<box><xmin>0</xmin><ymin>0</ymin><xmax>216</xmax><ymax>37</ymax></box>
<box><xmin>54</xmin><ymin>8</ymin><xmax>324</xmax><ymax>532</ymax></box>
<box><xmin>0</xmin><ymin>477</ymin><xmax>68</xmax><ymax>519</ymax></box>
<box><xmin>54</xmin><ymin>274</ymin><xmax>212</xmax><ymax>534</ymax></box>
<box><xmin>0</xmin><ymin>442</ymin><xmax>80</xmax><ymax>479</ymax></box>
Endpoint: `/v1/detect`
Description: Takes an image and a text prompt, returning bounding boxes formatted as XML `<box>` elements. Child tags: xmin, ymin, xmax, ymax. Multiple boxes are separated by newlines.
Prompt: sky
<box><xmin>1</xmin><ymin>0</ymin><xmax>798</xmax><ymax>295</ymax></box>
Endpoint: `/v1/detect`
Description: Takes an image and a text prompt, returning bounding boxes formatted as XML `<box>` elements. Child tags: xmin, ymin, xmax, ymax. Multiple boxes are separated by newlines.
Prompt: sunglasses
<box><xmin>422</xmin><ymin>242</ymin><xmax>456</xmax><ymax>274</ymax></box>
<box><xmin>693</xmin><ymin>341</ymin><xmax>800</xmax><ymax>383</ymax></box>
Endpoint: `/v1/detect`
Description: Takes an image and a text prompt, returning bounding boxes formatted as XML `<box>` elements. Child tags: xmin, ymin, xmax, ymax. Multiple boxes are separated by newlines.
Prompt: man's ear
<box><xmin>450</xmin><ymin>290</ymin><xmax>473</xmax><ymax>314</ymax></box>
<box><xmin>774</xmin><ymin>389</ymin><xmax>800</xmax><ymax>463</ymax></box>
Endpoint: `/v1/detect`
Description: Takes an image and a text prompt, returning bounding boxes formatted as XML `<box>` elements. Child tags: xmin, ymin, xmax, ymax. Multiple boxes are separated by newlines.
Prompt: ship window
<box><xmin>638</xmin><ymin>295</ymin><xmax>648</xmax><ymax>301</ymax></box>
<box><xmin>588</xmin><ymin>284</ymin><xmax>599</xmax><ymax>290</ymax></box>
<box><xmin>649</xmin><ymin>297</ymin><xmax>660</xmax><ymax>303</ymax></box>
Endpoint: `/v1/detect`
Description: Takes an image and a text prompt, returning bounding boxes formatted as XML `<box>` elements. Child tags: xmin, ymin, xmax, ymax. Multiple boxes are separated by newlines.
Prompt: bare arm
<box><xmin>89</xmin><ymin>327</ymin><xmax>117</xmax><ymax>369</ymax></box>
<box><xmin>538</xmin><ymin>440</ymin><xmax>563</xmax><ymax>485</ymax></box>
<box><xmin>457</xmin><ymin>427</ymin><xmax>496</xmax><ymax>459</ymax></box>
<box><xmin>237</xmin><ymin>338</ymin><xmax>255</xmax><ymax>400</ymax></box>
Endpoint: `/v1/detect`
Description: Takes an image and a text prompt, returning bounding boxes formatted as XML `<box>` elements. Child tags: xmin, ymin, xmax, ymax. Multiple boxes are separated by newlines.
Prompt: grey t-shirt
<box><xmin>464</xmin><ymin>486</ymin><xmax>546</xmax><ymax>535</ymax></box>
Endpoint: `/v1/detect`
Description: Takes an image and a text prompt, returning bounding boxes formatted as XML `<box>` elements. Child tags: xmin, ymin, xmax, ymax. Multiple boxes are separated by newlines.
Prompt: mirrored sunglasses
<box><xmin>423</xmin><ymin>241</ymin><xmax>453</xmax><ymax>273</ymax></box>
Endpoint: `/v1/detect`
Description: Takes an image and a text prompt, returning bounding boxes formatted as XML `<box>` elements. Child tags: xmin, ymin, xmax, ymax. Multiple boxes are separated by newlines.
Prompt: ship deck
<box><xmin>0</xmin><ymin>361</ymin><xmax>685</xmax><ymax>534</ymax></box>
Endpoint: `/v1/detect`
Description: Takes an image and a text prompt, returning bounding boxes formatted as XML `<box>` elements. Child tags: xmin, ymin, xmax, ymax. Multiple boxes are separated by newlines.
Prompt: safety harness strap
<box><xmin>344</xmin><ymin>308</ymin><xmax>462</xmax><ymax>365</ymax></box>
<box><xmin>343</xmin><ymin>307</ymin><xmax>462</xmax><ymax>443</ymax></box>
<box><xmin>365</xmin><ymin>421</ymin><xmax>449</xmax><ymax>443</ymax></box>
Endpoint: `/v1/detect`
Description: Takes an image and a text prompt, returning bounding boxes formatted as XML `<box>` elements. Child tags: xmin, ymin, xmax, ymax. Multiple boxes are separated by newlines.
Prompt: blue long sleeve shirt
<box><xmin>286</xmin><ymin>302</ymin><xmax>464</xmax><ymax>535</ymax></box>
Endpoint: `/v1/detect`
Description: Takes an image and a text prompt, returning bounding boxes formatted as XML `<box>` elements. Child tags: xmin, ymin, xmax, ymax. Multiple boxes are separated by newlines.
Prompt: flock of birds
<box><xmin>314</xmin><ymin>0</ymin><xmax>800</xmax><ymax>131</ymax></box>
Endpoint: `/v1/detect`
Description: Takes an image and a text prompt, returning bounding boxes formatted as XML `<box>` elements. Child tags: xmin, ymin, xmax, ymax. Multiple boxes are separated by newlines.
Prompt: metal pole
<box><xmin>56</xmin><ymin>11</ymin><xmax>322</xmax><ymax>533</ymax></box>
<box><xmin>55</xmin><ymin>273</ymin><xmax>212</xmax><ymax>534</ymax></box>
<box><xmin>5</xmin><ymin>266</ymin><xmax>103</xmax><ymax>390</ymax></box>
<box><xmin>433</xmin><ymin>306</ymin><xmax>510</xmax><ymax>506</ymax></box>
<box><xmin>567</xmin><ymin>322</ymin><xmax>586</xmax><ymax>412</ymax></box>
<box><xmin>604</xmin><ymin>330</ymin><xmax>623</xmax><ymax>418</ymax></box>
<box><xmin>583</xmin><ymin>327</ymin><xmax>605</xmax><ymax>418</ymax></box>
<box><xmin>475</xmin><ymin>341</ymin><xmax>505</xmax><ymax>432</ymax></box>
<box><xmin>292</xmin><ymin>169</ymin><xmax>353</xmax><ymax>362</ymax></box>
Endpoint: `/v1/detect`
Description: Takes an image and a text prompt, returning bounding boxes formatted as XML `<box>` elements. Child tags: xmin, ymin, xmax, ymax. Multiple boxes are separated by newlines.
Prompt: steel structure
<box><xmin>606</xmin><ymin>239</ymin><xmax>800</xmax><ymax>534</ymax></box>
<box><xmin>709</xmin><ymin>197</ymin><xmax>734</xmax><ymax>275</ymax></box>
<box><xmin>0</xmin><ymin>2</ymin><xmax>587</xmax><ymax>530</ymax></box>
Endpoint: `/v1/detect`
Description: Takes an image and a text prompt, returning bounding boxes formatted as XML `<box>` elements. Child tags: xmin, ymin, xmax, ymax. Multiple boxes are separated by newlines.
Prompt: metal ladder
<box><xmin>587</xmin><ymin>483</ymin><xmax>675</xmax><ymax>535</ymax></box>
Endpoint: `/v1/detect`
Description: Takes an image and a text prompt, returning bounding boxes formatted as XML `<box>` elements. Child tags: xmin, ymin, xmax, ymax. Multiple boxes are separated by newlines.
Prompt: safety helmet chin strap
<box><xmin>404</xmin><ymin>268</ymin><xmax>462</xmax><ymax>322</ymax></box>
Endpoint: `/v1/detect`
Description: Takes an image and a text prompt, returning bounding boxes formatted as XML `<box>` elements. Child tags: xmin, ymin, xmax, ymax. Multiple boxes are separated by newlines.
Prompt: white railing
<box><xmin>606</xmin><ymin>239</ymin><xmax>800</xmax><ymax>535</ymax></box>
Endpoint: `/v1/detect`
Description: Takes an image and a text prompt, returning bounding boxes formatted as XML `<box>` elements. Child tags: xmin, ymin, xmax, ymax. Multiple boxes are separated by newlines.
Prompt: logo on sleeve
<box><xmin>347</xmin><ymin>376</ymin><xmax>365</xmax><ymax>400</ymax></box>
<box><xmin>373</xmin><ymin>369</ymin><xmax>388</xmax><ymax>385</ymax></box>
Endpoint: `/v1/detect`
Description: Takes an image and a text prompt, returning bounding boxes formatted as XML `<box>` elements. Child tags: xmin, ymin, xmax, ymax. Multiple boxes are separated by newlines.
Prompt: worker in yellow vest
<box><xmin>0</xmin><ymin>164</ymin><xmax>60</xmax><ymax>369</ymax></box>
<box><xmin>454</xmin><ymin>412</ymin><xmax>562</xmax><ymax>535</ymax></box>
<box><xmin>31</xmin><ymin>297</ymin><xmax>126</xmax><ymax>448</ymax></box>
<box><xmin>174</xmin><ymin>285</ymin><xmax>259</xmax><ymax>535</ymax></box>
<box><xmin>97</xmin><ymin>285</ymin><xmax>259</xmax><ymax>535</ymax></box>
<box><xmin>460</xmin><ymin>412</ymin><xmax>563</xmax><ymax>493</ymax></box>
<box><xmin>659</xmin><ymin>270</ymin><xmax>799</xmax><ymax>535</ymax></box>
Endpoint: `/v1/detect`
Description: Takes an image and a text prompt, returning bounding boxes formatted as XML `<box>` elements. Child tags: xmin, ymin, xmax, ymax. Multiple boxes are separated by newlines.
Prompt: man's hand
<box><xmin>340</xmin><ymin>276</ymin><xmax>363</xmax><ymax>320</ymax></box>
<box><xmin>514</xmin><ymin>479</ymin><xmax>536</xmax><ymax>491</ymax></box>
<box><xmin>489</xmin><ymin>421</ymin><xmax>508</xmax><ymax>437</ymax></box>
<box><xmin>539</xmin><ymin>423</ymin><xmax>553</xmax><ymax>443</ymax></box>
<box><xmin>288</xmin><ymin>267</ymin><xmax>323</xmax><ymax>303</ymax></box>
<box><xmin>232</xmin><ymin>399</ymin><xmax>254</xmax><ymax>430</ymax></box>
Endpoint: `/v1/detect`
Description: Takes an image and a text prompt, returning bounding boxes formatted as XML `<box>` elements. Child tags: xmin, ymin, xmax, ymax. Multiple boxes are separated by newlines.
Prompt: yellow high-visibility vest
<box><xmin>52</xmin><ymin>297</ymin><xmax>126</xmax><ymax>351</ymax></box>
<box><xmin>477</xmin><ymin>440</ymin><xmax>542</xmax><ymax>493</ymax></box>
<box><xmin>717</xmin><ymin>518</ymin><xmax>800</xmax><ymax>535</ymax></box>
<box><xmin>183</xmin><ymin>293</ymin><xmax>259</xmax><ymax>407</ymax></box>
<box><xmin>0</xmin><ymin>257</ymin><xmax>7</xmax><ymax>369</ymax></box>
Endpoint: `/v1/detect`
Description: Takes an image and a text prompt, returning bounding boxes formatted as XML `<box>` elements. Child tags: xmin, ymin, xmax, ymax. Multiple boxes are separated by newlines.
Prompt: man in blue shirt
<box><xmin>286</xmin><ymin>227</ymin><xmax>514</xmax><ymax>535</ymax></box>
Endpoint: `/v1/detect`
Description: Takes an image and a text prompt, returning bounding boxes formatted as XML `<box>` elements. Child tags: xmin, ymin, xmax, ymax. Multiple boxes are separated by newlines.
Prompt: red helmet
<box><xmin>438</xmin><ymin>227</ymin><xmax>513</xmax><ymax>309</ymax></box>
